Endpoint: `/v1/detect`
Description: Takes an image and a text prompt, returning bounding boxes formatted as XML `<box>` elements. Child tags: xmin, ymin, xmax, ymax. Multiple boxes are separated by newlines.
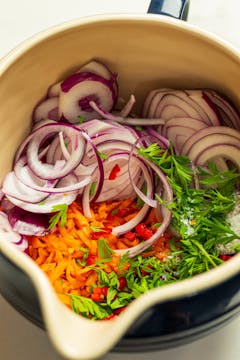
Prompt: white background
<box><xmin>0</xmin><ymin>0</ymin><xmax>240</xmax><ymax>359</ymax></box>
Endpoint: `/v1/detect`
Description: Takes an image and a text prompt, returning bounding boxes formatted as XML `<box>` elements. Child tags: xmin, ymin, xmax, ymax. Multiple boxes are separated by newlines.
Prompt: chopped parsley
<box><xmin>77</xmin><ymin>115</ymin><xmax>86</xmax><ymax>124</ymax></box>
<box><xmin>97</xmin><ymin>151</ymin><xmax>108</xmax><ymax>160</ymax></box>
<box><xmin>139</xmin><ymin>143</ymin><xmax>240</xmax><ymax>279</ymax></box>
<box><xmin>48</xmin><ymin>204</ymin><xmax>68</xmax><ymax>230</ymax></box>
<box><xmin>89</xmin><ymin>225</ymin><xmax>104</xmax><ymax>233</ymax></box>
<box><xmin>89</xmin><ymin>182</ymin><xmax>97</xmax><ymax>197</ymax></box>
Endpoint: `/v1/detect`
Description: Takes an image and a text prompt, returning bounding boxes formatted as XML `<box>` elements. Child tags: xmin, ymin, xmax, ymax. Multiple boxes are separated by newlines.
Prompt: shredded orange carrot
<box><xmin>27</xmin><ymin>198</ymin><xmax>171</xmax><ymax>309</ymax></box>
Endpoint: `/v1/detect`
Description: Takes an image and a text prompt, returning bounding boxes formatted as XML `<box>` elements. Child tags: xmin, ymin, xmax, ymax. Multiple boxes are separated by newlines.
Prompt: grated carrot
<box><xmin>27</xmin><ymin>198</ymin><xmax>171</xmax><ymax>309</ymax></box>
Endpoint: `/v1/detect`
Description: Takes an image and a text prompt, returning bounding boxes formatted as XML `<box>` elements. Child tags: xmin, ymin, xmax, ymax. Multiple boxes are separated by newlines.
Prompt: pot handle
<box><xmin>148</xmin><ymin>0</ymin><xmax>190</xmax><ymax>20</ymax></box>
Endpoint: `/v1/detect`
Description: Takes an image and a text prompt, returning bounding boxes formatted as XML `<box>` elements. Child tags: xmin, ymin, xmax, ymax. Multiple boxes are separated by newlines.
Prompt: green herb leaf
<box><xmin>77</xmin><ymin>115</ymin><xmax>86</xmax><ymax>124</ymax></box>
<box><xmin>139</xmin><ymin>142</ymin><xmax>239</xmax><ymax>278</ymax></box>
<box><xmin>68</xmin><ymin>294</ymin><xmax>110</xmax><ymax>319</ymax></box>
<box><xmin>97</xmin><ymin>239</ymin><xmax>113</xmax><ymax>262</ymax></box>
<box><xmin>98</xmin><ymin>151</ymin><xmax>108</xmax><ymax>160</ymax></box>
<box><xmin>90</xmin><ymin>225</ymin><xmax>104</xmax><ymax>233</ymax></box>
<box><xmin>76</xmin><ymin>247</ymin><xmax>89</xmax><ymax>266</ymax></box>
<box><xmin>106</xmin><ymin>287</ymin><xmax>118</xmax><ymax>305</ymax></box>
<box><xmin>136</xmin><ymin>183</ymin><xmax>147</xmax><ymax>208</ymax></box>
<box><xmin>89</xmin><ymin>182</ymin><xmax>97</xmax><ymax>197</ymax></box>
<box><xmin>152</xmin><ymin>222</ymin><xmax>162</xmax><ymax>228</ymax></box>
<box><xmin>118</xmin><ymin>252</ymin><xmax>130</xmax><ymax>271</ymax></box>
<box><xmin>48</xmin><ymin>204</ymin><xmax>68</xmax><ymax>230</ymax></box>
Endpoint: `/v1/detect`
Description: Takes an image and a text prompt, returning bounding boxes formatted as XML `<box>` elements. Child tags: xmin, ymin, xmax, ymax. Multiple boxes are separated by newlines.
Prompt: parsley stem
<box><xmin>191</xmin><ymin>239</ymin><xmax>217</xmax><ymax>268</ymax></box>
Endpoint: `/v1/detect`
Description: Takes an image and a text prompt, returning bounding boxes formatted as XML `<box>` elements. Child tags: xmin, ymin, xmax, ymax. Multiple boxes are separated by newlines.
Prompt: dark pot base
<box><xmin>1</xmin><ymin>252</ymin><xmax>240</xmax><ymax>352</ymax></box>
<box><xmin>114</xmin><ymin>305</ymin><xmax>240</xmax><ymax>352</ymax></box>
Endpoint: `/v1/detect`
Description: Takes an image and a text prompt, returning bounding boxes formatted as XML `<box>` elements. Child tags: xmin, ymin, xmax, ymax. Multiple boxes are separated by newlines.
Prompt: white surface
<box><xmin>0</xmin><ymin>0</ymin><xmax>240</xmax><ymax>359</ymax></box>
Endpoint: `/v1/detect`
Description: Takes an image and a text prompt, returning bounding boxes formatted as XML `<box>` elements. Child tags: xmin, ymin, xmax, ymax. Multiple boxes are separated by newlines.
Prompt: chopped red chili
<box><xmin>114</xmin><ymin>307</ymin><xmax>127</xmax><ymax>315</ymax></box>
<box><xmin>219</xmin><ymin>255</ymin><xmax>232</xmax><ymax>261</ymax></box>
<box><xmin>90</xmin><ymin>228</ymin><xmax>111</xmax><ymax>240</ymax></box>
<box><xmin>86</xmin><ymin>254</ymin><xmax>96</xmax><ymax>266</ymax></box>
<box><xmin>109</xmin><ymin>164</ymin><xmax>121</xmax><ymax>180</ymax></box>
<box><xmin>91</xmin><ymin>293</ymin><xmax>102</xmax><ymax>302</ymax></box>
<box><xmin>103</xmin><ymin>314</ymin><xmax>117</xmax><ymax>320</ymax></box>
<box><xmin>124</xmin><ymin>231</ymin><xmax>136</xmax><ymax>241</ymax></box>
<box><xmin>118</xmin><ymin>276</ymin><xmax>127</xmax><ymax>291</ymax></box>
<box><xmin>135</xmin><ymin>223</ymin><xmax>153</xmax><ymax>240</ymax></box>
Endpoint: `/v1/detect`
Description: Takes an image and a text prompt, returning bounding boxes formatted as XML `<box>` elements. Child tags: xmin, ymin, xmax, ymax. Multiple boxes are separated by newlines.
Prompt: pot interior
<box><xmin>0</xmin><ymin>16</ymin><xmax>240</xmax><ymax>183</ymax></box>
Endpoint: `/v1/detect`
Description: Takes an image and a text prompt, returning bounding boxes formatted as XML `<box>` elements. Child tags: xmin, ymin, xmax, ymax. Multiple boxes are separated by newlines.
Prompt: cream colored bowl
<box><xmin>0</xmin><ymin>14</ymin><xmax>240</xmax><ymax>360</ymax></box>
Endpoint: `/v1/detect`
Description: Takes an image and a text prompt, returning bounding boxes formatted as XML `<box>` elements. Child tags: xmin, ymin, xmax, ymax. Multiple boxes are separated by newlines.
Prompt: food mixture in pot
<box><xmin>0</xmin><ymin>60</ymin><xmax>239</xmax><ymax>320</ymax></box>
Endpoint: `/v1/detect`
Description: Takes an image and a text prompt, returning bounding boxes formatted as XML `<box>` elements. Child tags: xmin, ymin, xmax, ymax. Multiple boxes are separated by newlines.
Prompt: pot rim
<box><xmin>0</xmin><ymin>13</ymin><xmax>240</xmax><ymax>73</ymax></box>
<box><xmin>0</xmin><ymin>13</ymin><xmax>240</xmax><ymax>360</ymax></box>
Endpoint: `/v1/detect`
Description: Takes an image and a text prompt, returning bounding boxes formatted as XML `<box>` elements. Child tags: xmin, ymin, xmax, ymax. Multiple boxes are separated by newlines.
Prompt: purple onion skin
<box><xmin>202</xmin><ymin>92</ymin><xmax>221</xmax><ymax>121</ymax></box>
<box><xmin>61</xmin><ymin>72</ymin><xmax>116</xmax><ymax>97</ymax></box>
<box><xmin>79</xmin><ymin>95</ymin><xmax>99</xmax><ymax>111</ymax></box>
<box><xmin>8</xmin><ymin>206</ymin><xmax>51</xmax><ymax>236</ymax></box>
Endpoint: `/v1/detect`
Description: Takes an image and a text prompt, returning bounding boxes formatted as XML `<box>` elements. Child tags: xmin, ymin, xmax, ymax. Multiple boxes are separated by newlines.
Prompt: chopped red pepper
<box><xmin>101</xmin><ymin>287</ymin><xmax>108</xmax><ymax>297</ymax></box>
<box><xmin>141</xmin><ymin>266</ymin><xmax>152</xmax><ymax>276</ymax></box>
<box><xmin>114</xmin><ymin>307</ymin><xmax>127</xmax><ymax>315</ymax></box>
<box><xmin>124</xmin><ymin>231</ymin><xmax>136</xmax><ymax>241</ymax></box>
<box><xmin>92</xmin><ymin>287</ymin><xmax>108</xmax><ymax>298</ymax></box>
<box><xmin>109</xmin><ymin>164</ymin><xmax>121</xmax><ymax>180</ymax></box>
<box><xmin>103</xmin><ymin>314</ymin><xmax>117</xmax><ymax>320</ymax></box>
<box><xmin>92</xmin><ymin>287</ymin><xmax>102</xmax><ymax>295</ymax></box>
<box><xmin>118</xmin><ymin>276</ymin><xmax>127</xmax><ymax>291</ymax></box>
<box><xmin>118</xmin><ymin>207</ymin><xmax>132</xmax><ymax>217</ymax></box>
<box><xmin>90</xmin><ymin>228</ymin><xmax>111</xmax><ymax>240</ymax></box>
<box><xmin>219</xmin><ymin>255</ymin><xmax>232</xmax><ymax>261</ymax></box>
<box><xmin>86</xmin><ymin>254</ymin><xmax>96</xmax><ymax>266</ymax></box>
<box><xmin>91</xmin><ymin>293</ymin><xmax>102</xmax><ymax>302</ymax></box>
<box><xmin>135</xmin><ymin>223</ymin><xmax>153</xmax><ymax>240</ymax></box>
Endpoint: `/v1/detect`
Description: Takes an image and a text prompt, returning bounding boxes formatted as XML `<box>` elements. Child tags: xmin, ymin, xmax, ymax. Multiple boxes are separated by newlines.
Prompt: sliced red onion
<box><xmin>203</xmin><ymin>90</ymin><xmax>240</xmax><ymax>130</ymax></box>
<box><xmin>47</xmin><ymin>60</ymin><xmax>114</xmax><ymax>98</ymax></box>
<box><xmin>8</xmin><ymin>206</ymin><xmax>50</xmax><ymax>236</ymax></box>
<box><xmin>76</xmin><ymin>119</ymin><xmax>117</xmax><ymax>137</ymax></box>
<box><xmin>119</xmin><ymin>95</ymin><xmax>136</xmax><ymax>117</ymax></box>
<box><xmin>143</xmin><ymin>89</ymin><xmax>168</xmax><ymax>118</ymax></box>
<box><xmin>146</xmin><ymin>128</ymin><xmax>169</xmax><ymax>149</ymax></box>
<box><xmin>59</xmin><ymin>72</ymin><xmax>117</xmax><ymax>123</ymax></box>
<box><xmin>33</xmin><ymin>97</ymin><xmax>59</xmax><ymax>123</ymax></box>
<box><xmin>17</xmin><ymin>238</ymin><xmax>29</xmax><ymax>252</ymax></box>
<box><xmin>32</xmin><ymin>118</ymin><xmax>57</xmax><ymax>131</ymax></box>
<box><xmin>96</xmin><ymin>155</ymin><xmax>141</xmax><ymax>203</ymax></box>
<box><xmin>103</xmin><ymin>153</ymin><xmax>154</xmax><ymax>236</ymax></box>
<box><xmin>143</xmin><ymin>89</ymin><xmax>220</xmax><ymax>128</ymax></box>
<box><xmin>48</xmin><ymin>81</ymin><xmax>61</xmax><ymax>98</ymax></box>
<box><xmin>59</xmin><ymin>131</ymin><xmax>71</xmax><ymax>160</ymax></box>
<box><xmin>87</xmin><ymin>129</ymin><xmax>138</xmax><ymax>151</ymax></box>
<box><xmin>128</xmin><ymin>154</ymin><xmax>156</xmax><ymax>208</ymax></box>
<box><xmin>194</xmin><ymin>145</ymin><xmax>240</xmax><ymax>171</ymax></box>
<box><xmin>158</xmin><ymin>94</ymin><xmax>215</xmax><ymax>125</ymax></box>
<box><xmin>14</xmin><ymin>160</ymin><xmax>91</xmax><ymax>194</ymax></box>
<box><xmin>90</xmin><ymin>101</ymin><xmax>165</xmax><ymax>126</ymax></box>
<box><xmin>163</xmin><ymin>117</ymin><xmax>208</xmax><ymax>154</ymax></box>
<box><xmin>2</xmin><ymin>170</ymin><xmax>49</xmax><ymax>203</ymax></box>
<box><xmin>26</xmin><ymin>124</ymin><xmax>86</xmax><ymax>179</ymax></box>
<box><xmin>79</xmin><ymin>60</ymin><xmax>113</xmax><ymax>81</ymax></box>
<box><xmin>1</xmin><ymin>197</ymin><xmax>15</xmax><ymax>213</ymax></box>
<box><xmin>6</xmin><ymin>174</ymin><xmax>78</xmax><ymax>213</ymax></box>
<box><xmin>81</xmin><ymin>131</ymin><xmax>104</xmax><ymax>203</ymax></box>
<box><xmin>181</xmin><ymin>125</ymin><xmax>240</xmax><ymax>156</ymax></box>
<box><xmin>114</xmin><ymin>156</ymin><xmax>173</xmax><ymax>257</ymax></box>
<box><xmin>185</xmin><ymin>90</ymin><xmax>220</xmax><ymax>126</ymax></box>
<box><xmin>82</xmin><ymin>152</ymin><xmax>141</xmax><ymax>217</ymax></box>
<box><xmin>0</xmin><ymin>211</ymin><xmax>28</xmax><ymax>251</ymax></box>
<box><xmin>74</xmin><ymin>163</ymin><xmax>96</xmax><ymax>177</ymax></box>
<box><xmin>0</xmin><ymin>189</ymin><xmax>4</xmax><ymax>201</ymax></box>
